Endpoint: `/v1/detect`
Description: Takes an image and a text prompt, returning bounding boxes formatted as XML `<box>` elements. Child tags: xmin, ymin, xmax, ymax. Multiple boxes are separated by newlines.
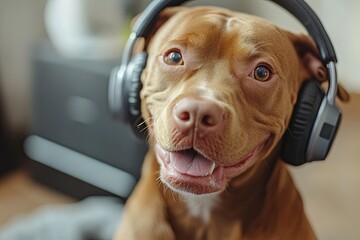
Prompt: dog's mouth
<box><xmin>155</xmin><ymin>137</ymin><xmax>270</xmax><ymax>195</ymax></box>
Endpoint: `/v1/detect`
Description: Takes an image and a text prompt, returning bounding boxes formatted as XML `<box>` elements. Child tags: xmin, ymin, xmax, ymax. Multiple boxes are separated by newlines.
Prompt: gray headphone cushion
<box><xmin>125</xmin><ymin>52</ymin><xmax>148</xmax><ymax>138</ymax></box>
<box><xmin>282</xmin><ymin>79</ymin><xmax>325</xmax><ymax>166</ymax></box>
<box><xmin>125</xmin><ymin>52</ymin><xmax>148</xmax><ymax>123</ymax></box>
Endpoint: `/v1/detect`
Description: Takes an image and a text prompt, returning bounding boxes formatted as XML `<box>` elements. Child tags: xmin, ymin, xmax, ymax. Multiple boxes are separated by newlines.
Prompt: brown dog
<box><xmin>114</xmin><ymin>6</ymin><xmax>349</xmax><ymax>240</ymax></box>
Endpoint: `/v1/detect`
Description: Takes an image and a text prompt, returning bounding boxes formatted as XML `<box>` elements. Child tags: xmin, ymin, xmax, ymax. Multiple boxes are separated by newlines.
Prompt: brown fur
<box><xmin>114</xmin><ymin>6</ymin><xmax>348</xmax><ymax>240</ymax></box>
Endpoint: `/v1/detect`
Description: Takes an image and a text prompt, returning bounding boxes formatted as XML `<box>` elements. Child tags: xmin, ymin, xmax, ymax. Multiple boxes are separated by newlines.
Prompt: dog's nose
<box><xmin>173</xmin><ymin>98</ymin><xmax>224</xmax><ymax>137</ymax></box>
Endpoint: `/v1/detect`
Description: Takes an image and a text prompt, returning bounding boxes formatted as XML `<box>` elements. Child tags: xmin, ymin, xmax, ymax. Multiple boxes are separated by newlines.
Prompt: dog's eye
<box><xmin>253</xmin><ymin>65</ymin><xmax>272</xmax><ymax>82</ymax></box>
<box><xmin>164</xmin><ymin>51</ymin><xmax>184</xmax><ymax>66</ymax></box>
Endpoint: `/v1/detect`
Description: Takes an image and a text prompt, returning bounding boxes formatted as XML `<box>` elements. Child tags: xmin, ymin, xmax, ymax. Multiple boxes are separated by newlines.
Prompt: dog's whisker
<box><xmin>144</xmin><ymin>132</ymin><xmax>152</xmax><ymax>143</ymax></box>
<box><xmin>155</xmin><ymin>174</ymin><xmax>181</xmax><ymax>203</ymax></box>
<box><xmin>136</xmin><ymin>118</ymin><xmax>153</xmax><ymax>131</ymax></box>
<box><xmin>136</xmin><ymin>118</ymin><xmax>155</xmax><ymax>136</ymax></box>
<box><xmin>155</xmin><ymin>173</ymin><xmax>168</xmax><ymax>193</ymax></box>
<box><xmin>138</xmin><ymin>124</ymin><xmax>151</xmax><ymax>133</ymax></box>
<box><xmin>136</xmin><ymin>121</ymin><xmax>146</xmax><ymax>128</ymax></box>
<box><xmin>146</xmin><ymin>130</ymin><xmax>156</xmax><ymax>143</ymax></box>
<box><xmin>136</xmin><ymin>117</ymin><xmax>154</xmax><ymax>127</ymax></box>
<box><xmin>134</xmin><ymin>122</ymin><xmax>156</xmax><ymax>142</ymax></box>
<box><xmin>159</xmin><ymin>180</ymin><xmax>174</xmax><ymax>199</ymax></box>
<box><xmin>156</xmin><ymin>177</ymin><xmax>163</xmax><ymax>188</ymax></box>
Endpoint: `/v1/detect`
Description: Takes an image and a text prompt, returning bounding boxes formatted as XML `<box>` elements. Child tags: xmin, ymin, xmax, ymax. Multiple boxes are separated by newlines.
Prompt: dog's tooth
<box><xmin>209</xmin><ymin>162</ymin><xmax>216</xmax><ymax>175</ymax></box>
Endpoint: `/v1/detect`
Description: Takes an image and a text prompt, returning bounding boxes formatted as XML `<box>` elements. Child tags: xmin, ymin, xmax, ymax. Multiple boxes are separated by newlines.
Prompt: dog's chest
<box><xmin>180</xmin><ymin>193</ymin><xmax>220</xmax><ymax>223</ymax></box>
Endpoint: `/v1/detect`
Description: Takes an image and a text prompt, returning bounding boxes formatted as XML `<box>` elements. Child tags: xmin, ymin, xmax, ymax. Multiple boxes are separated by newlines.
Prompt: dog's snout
<box><xmin>173</xmin><ymin>98</ymin><xmax>224</xmax><ymax>137</ymax></box>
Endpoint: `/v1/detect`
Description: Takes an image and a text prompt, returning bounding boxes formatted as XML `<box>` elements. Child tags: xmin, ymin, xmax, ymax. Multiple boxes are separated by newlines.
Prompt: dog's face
<box><xmin>138</xmin><ymin>6</ymin><xmax>329</xmax><ymax>195</ymax></box>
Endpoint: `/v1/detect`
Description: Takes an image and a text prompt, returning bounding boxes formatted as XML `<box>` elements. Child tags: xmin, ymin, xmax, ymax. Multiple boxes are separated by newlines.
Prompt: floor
<box><xmin>0</xmin><ymin>94</ymin><xmax>359</xmax><ymax>239</ymax></box>
<box><xmin>0</xmin><ymin>170</ymin><xmax>74</xmax><ymax>226</ymax></box>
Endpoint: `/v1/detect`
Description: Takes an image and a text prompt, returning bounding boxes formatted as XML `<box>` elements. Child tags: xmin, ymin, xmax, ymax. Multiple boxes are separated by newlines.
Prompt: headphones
<box><xmin>108</xmin><ymin>0</ymin><xmax>342</xmax><ymax>166</ymax></box>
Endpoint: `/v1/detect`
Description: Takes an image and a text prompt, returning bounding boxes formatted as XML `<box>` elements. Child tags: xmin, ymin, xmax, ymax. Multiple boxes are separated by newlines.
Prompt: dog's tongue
<box><xmin>170</xmin><ymin>150</ymin><xmax>215</xmax><ymax>177</ymax></box>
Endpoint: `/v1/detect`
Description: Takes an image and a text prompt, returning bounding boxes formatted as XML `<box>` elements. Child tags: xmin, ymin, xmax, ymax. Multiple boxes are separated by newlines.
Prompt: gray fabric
<box><xmin>0</xmin><ymin>196</ymin><xmax>123</xmax><ymax>240</ymax></box>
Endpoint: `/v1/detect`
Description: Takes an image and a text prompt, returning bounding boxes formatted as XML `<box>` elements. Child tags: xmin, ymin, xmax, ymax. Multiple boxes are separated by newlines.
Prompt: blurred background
<box><xmin>0</xmin><ymin>0</ymin><xmax>359</xmax><ymax>239</ymax></box>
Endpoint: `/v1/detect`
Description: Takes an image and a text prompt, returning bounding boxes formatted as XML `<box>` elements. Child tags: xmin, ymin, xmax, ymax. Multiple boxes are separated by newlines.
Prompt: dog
<box><xmin>114</xmin><ymin>6</ymin><xmax>349</xmax><ymax>240</ymax></box>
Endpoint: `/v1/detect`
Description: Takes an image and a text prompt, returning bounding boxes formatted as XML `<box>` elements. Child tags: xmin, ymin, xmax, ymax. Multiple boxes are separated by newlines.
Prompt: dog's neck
<box><xmin>179</xmin><ymin>192</ymin><xmax>221</xmax><ymax>223</ymax></box>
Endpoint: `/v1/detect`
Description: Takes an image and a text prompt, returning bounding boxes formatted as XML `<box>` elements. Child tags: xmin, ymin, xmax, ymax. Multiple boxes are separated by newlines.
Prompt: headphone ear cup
<box><xmin>282</xmin><ymin>79</ymin><xmax>325</xmax><ymax>166</ymax></box>
<box><xmin>124</xmin><ymin>52</ymin><xmax>148</xmax><ymax>138</ymax></box>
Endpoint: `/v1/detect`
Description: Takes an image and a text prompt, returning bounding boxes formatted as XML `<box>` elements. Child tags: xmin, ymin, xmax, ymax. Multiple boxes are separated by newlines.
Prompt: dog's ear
<box><xmin>286</xmin><ymin>32</ymin><xmax>350</xmax><ymax>102</ymax></box>
<box><xmin>130</xmin><ymin>7</ymin><xmax>186</xmax><ymax>51</ymax></box>
<box><xmin>147</xmin><ymin>7</ymin><xmax>186</xmax><ymax>39</ymax></box>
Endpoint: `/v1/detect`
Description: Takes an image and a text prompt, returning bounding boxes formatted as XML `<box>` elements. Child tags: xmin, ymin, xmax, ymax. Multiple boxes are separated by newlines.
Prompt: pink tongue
<box><xmin>170</xmin><ymin>150</ymin><xmax>214</xmax><ymax>177</ymax></box>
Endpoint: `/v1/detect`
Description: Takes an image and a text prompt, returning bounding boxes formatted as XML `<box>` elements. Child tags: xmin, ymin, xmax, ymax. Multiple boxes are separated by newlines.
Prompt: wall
<box><xmin>0</xmin><ymin>0</ymin><xmax>47</xmax><ymax>133</ymax></box>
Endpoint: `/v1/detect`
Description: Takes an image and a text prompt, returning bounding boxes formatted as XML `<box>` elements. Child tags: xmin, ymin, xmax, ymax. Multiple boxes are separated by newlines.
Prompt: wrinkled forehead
<box><xmin>151</xmin><ymin>7</ymin><xmax>288</xmax><ymax>58</ymax></box>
